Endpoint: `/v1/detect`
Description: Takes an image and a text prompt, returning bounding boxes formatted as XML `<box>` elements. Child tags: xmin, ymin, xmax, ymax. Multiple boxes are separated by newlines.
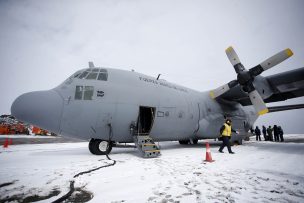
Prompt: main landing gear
<box><xmin>89</xmin><ymin>139</ymin><xmax>113</xmax><ymax>155</ymax></box>
<box><xmin>178</xmin><ymin>139</ymin><xmax>198</xmax><ymax>145</ymax></box>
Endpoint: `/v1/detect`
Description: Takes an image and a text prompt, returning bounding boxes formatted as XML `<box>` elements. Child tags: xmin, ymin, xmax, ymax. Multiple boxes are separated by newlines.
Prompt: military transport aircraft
<box><xmin>11</xmin><ymin>47</ymin><xmax>304</xmax><ymax>157</ymax></box>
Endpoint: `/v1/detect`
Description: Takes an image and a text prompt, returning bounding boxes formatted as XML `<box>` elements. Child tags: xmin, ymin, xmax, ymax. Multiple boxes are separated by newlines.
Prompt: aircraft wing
<box><xmin>218</xmin><ymin>67</ymin><xmax>304</xmax><ymax>107</ymax></box>
<box><xmin>268</xmin><ymin>104</ymin><xmax>304</xmax><ymax>113</ymax></box>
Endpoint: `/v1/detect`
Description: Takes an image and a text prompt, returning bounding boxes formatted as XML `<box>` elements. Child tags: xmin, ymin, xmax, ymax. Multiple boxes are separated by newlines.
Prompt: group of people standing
<box><xmin>253</xmin><ymin>125</ymin><xmax>284</xmax><ymax>142</ymax></box>
<box><xmin>218</xmin><ymin>119</ymin><xmax>286</xmax><ymax>154</ymax></box>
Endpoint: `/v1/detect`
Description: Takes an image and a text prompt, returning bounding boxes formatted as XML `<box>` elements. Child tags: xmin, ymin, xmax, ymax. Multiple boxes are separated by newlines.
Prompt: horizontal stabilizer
<box><xmin>268</xmin><ymin>104</ymin><xmax>304</xmax><ymax>113</ymax></box>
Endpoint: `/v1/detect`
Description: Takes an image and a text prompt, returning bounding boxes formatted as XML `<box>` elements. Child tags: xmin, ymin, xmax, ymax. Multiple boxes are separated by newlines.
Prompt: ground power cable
<box><xmin>52</xmin><ymin>154</ymin><xmax>116</xmax><ymax>203</ymax></box>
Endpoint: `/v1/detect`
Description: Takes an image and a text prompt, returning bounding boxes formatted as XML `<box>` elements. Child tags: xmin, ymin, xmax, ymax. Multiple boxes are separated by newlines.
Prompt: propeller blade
<box><xmin>248</xmin><ymin>90</ymin><xmax>269</xmax><ymax>115</ymax></box>
<box><xmin>226</xmin><ymin>46</ymin><xmax>240</xmax><ymax>66</ymax></box>
<box><xmin>210</xmin><ymin>80</ymin><xmax>238</xmax><ymax>99</ymax></box>
<box><xmin>250</xmin><ymin>48</ymin><xmax>293</xmax><ymax>76</ymax></box>
<box><xmin>225</xmin><ymin>46</ymin><xmax>246</xmax><ymax>73</ymax></box>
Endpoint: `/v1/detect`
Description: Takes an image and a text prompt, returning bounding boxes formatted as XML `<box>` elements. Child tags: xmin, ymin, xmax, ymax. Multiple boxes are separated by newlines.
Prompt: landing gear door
<box><xmin>95</xmin><ymin>103</ymin><xmax>116</xmax><ymax>140</ymax></box>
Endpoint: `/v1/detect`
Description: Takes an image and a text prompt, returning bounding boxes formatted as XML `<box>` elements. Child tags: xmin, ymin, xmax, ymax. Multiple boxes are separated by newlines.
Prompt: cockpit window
<box><xmin>76</xmin><ymin>68</ymin><xmax>108</xmax><ymax>81</ymax></box>
<box><xmin>73</xmin><ymin>72</ymin><xmax>81</xmax><ymax>78</ymax></box>
<box><xmin>86</xmin><ymin>72</ymin><xmax>98</xmax><ymax>80</ymax></box>
<box><xmin>79</xmin><ymin>71</ymin><xmax>89</xmax><ymax>79</ymax></box>
<box><xmin>97</xmin><ymin>72</ymin><xmax>108</xmax><ymax>81</ymax></box>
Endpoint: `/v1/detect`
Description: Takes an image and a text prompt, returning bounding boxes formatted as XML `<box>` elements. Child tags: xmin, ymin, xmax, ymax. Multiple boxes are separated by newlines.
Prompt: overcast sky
<box><xmin>1</xmin><ymin>0</ymin><xmax>303</xmax><ymax>133</ymax></box>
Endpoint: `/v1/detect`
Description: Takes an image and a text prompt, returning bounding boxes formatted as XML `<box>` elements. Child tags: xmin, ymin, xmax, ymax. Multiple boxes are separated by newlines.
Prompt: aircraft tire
<box><xmin>89</xmin><ymin>139</ymin><xmax>97</xmax><ymax>155</ymax></box>
<box><xmin>237</xmin><ymin>138</ymin><xmax>243</xmax><ymax>145</ymax></box>
<box><xmin>90</xmin><ymin>139</ymin><xmax>112</xmax><ymax>155</ymax></box>
<box><xmin>192</xmin><ymin>139</ymin><xmax>198</xmax><ymax>144</ymax></box>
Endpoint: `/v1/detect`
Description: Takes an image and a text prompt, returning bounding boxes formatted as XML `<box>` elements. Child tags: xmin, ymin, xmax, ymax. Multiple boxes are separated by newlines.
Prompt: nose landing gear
<box><xmin>89</xmin><ymin>139</ymin><xmax>112</xmax><ymax>155</ymax></box>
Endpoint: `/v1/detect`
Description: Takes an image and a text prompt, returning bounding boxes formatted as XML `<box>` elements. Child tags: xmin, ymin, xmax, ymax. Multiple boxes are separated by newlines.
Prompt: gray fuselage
<box><xmin>11</xmin><ymin>67</ymin><xmax>258</xmax><ymax>142</ymax></box>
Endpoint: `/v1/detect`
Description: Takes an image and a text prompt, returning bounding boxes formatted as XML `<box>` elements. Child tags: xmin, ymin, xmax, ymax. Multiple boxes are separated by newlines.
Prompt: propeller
<box><xmin>210</xmin><ymin>47</ymin><xmax>293</xmax><ymax>115</ymax></box>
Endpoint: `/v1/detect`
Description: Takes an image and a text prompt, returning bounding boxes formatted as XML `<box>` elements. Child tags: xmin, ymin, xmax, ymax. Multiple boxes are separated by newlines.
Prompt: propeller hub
<box><xmin>237</xmin><ymin>71</ymin><xmax>252</xmax><ymax>86</ymax></box>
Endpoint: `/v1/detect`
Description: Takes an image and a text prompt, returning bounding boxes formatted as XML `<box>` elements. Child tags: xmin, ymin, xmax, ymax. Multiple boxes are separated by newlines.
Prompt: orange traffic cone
<box><xmin>3</xmin><ymin>138</ymin><xmax>8</xmax><ymax>148</ymax></box>
<box><xmin>9</xmin><ymin>138</ymin><xmax>13</xmax><ymax>145</ymax></box>
<box><xmin>204</xmin><ymin>142</ymin><xmax>214</xmax><ymax>162</ymax></box>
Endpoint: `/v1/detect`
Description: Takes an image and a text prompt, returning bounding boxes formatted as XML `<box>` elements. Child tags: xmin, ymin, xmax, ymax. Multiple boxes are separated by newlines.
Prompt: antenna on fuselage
<box><xmin>88</xmin><ymin>61</ymin><xmax>95</xmax><ymax>68</ymax></box>
<box><xmin>156</xmin><ymin>74</ymin><xmax>161</xmax><ymax>80</ymax></box>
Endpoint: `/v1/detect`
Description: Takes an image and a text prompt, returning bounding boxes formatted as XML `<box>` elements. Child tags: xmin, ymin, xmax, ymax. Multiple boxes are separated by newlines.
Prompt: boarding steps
<box><xmin>133</xmin><ymin>133</ymin><xmax>161</xmax><ymax>158</ymax></box>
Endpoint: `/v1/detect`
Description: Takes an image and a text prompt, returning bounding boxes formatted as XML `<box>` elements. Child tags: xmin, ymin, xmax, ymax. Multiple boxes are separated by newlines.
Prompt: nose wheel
<box><xmin>89</xmin><ymin>139</ymin><xmax>112</xmax><ymax>155</ymax></box>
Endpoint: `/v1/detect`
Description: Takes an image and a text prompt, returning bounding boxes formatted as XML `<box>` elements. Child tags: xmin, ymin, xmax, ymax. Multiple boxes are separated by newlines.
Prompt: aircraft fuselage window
<box><xmin>74</xmin><ymin>85</ymin><xmax>94</xmax><ymax>100</ymax></box>
<box><xmin>84</xmin><ymin>86</ymin><xmax>94</xmax><ymax>100</ymax></box>
<box><xmin>157</xmin><ymin>111</ymin><xmax>164</xmax><ymax>117</ymax></box>
<box><xmin>75</xmin><ymin>86</ymin><xmax>84</xmax><ymax>100</ymax></box>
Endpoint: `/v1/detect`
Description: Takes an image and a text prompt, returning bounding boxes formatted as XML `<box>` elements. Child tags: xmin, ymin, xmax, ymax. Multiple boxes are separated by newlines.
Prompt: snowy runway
<box><xmin>1</xmin><ymin>135</ymin><xmax>304</xmax><ymax>202</ymax></box>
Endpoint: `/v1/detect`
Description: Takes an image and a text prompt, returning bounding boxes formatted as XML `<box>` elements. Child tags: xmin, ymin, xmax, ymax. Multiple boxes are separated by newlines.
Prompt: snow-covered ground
<box><xmin>1</xmin><ymin>135</ymin><xmax>304</xmax><ymax>203</ymax></box>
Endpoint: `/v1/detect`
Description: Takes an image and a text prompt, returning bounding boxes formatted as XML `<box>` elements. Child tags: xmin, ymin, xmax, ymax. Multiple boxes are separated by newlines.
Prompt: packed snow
<box><xmin>1</xmin><ymin>134</ymin><xmax>304</xmax><ymax>203</ymax></box>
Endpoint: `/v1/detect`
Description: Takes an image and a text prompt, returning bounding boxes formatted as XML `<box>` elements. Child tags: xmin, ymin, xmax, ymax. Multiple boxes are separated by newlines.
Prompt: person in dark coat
<box><xmin>273</xmin><ymin>125</ymin><xmax>279</xmax><ymax>142</ymax></box>
<box><xmin>218</xmin><ymin>119</ymin><xmax>239</xmax><ymax>154</ymax></box>
<box><xmin>250</xmin><ymin>127</ymin><xmax>254</xmax><ymax>134</ymax></box>
<box><xmin>262</xmin><ymin>125</ymin><xmax>267</xmax><ymax>141</ymax></box>
<box><xmin>278</xmin><ymin>126</ymin><xmax>284</xmax><ymax>142</ymax></box>
<box><xmin>255</xmin><ymin>126</ymin><xmax>261</xmax><ymax>141</ymax></box>
<box><xmin>267</xmin><ymin>126</ymin><xmax>273</xmax><ymax>141</ymax></box>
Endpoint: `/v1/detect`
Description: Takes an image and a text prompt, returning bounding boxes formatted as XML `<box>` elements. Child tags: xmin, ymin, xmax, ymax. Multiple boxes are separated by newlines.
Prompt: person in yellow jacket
<box><xmin>218</xmin><ymin>119</ymin><xmax>239</xmax><ymax>154</ymax></box>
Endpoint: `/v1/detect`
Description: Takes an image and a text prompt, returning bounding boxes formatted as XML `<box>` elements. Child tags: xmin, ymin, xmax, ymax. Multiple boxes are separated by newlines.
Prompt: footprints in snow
<box><xmin>146</xmin><ymin>157</ymin><xmax>304</xmax><ymax>203</ymax></box>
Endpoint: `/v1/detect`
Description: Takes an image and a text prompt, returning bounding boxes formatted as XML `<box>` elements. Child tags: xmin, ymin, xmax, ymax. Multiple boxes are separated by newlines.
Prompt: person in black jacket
<box><xmin>267</xmin><ymin>126</ymin><xmax>273</xmax><ymax>141</ymax></box>
<box><xmin>250</xmin><ymin>127</ymin><xmax>254</xmax><ymax>134</ymax></box>
<box><xmin>278</xmin><ymin>126</ymin><xmax>284</xmax><ymax>142</ymax></box>
<box><xmin>262</xmin><ymin>125</ymin><xmax>267</xmax><ymax>141</ymax></box>
<box><xmin>273</xmin><ymin>125</ymin><xmax>279</xmax><ymax>142</ymax></box>
<box><xmin>255</xmin><ymin>126</ymin><xmax>261</xmax><ymax>141</ymax></box>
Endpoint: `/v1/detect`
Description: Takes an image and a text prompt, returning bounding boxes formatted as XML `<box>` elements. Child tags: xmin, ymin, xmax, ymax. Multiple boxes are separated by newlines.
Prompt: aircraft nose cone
<box><xmin>11</xmin><ymin>90</ymin><xmax>63</xmax><ymax>134</ymax></box>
